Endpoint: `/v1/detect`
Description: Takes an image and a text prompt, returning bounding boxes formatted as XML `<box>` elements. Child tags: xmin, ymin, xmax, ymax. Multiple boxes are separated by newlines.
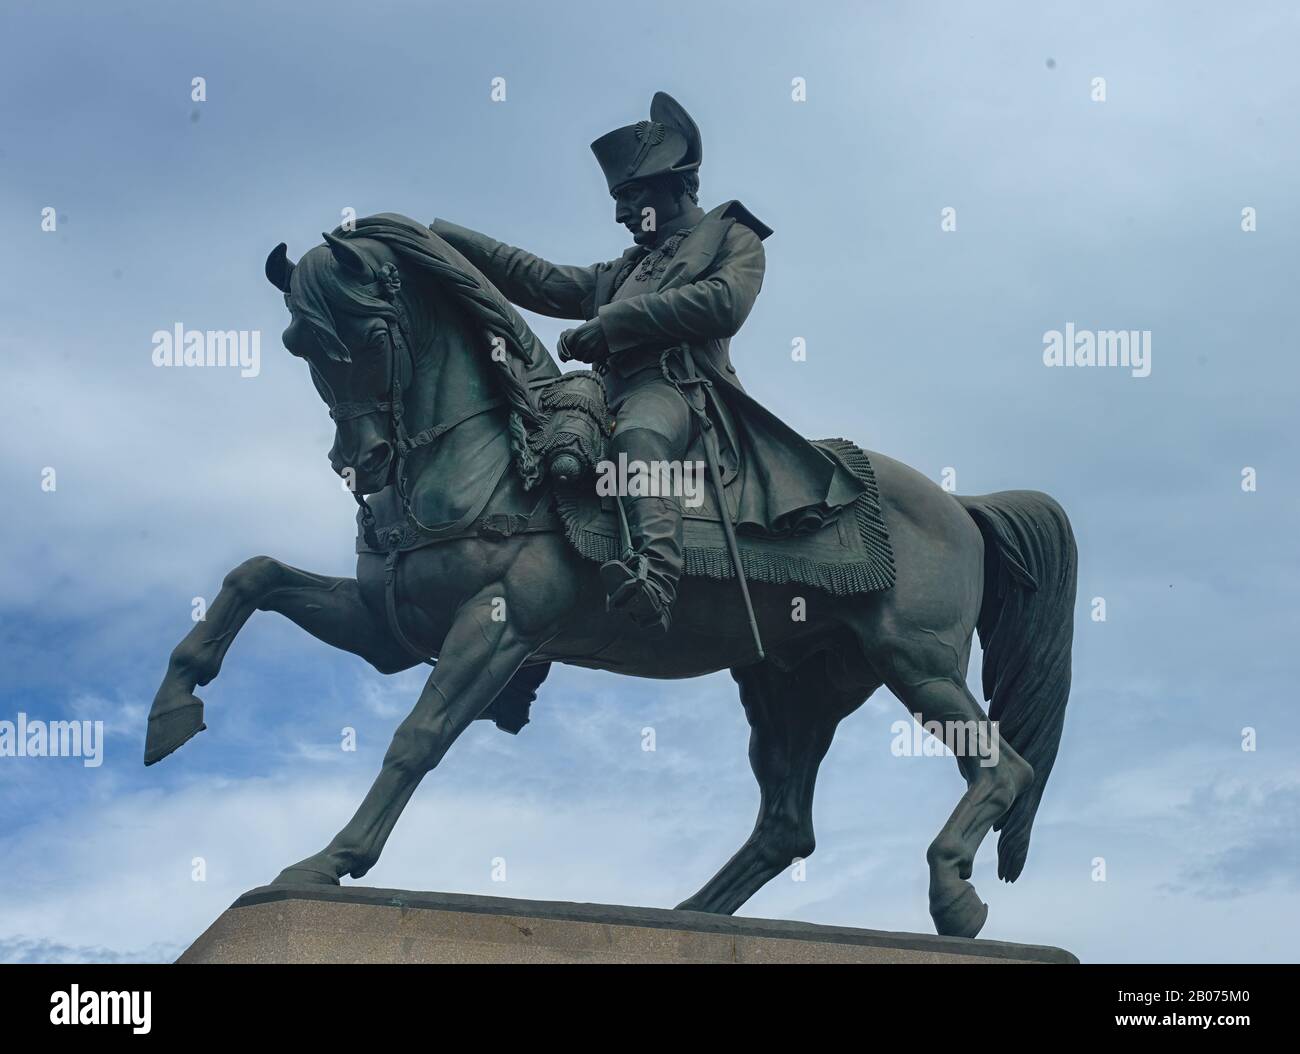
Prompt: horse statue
<box><xmin>144</xmin><ymin>213</ymin><xmax>1077</xmax><ymax>939</ymax></box>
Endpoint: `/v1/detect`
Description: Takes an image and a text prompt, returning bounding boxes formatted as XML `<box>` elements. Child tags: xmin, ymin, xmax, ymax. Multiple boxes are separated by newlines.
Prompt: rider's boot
<box><xmin>601</xmin><ymin>492</ymin><xmax>684</xmax><ymax>632</ymax></box>
<box><xmin>599</xmin><ymin>428</ymin><xmax>685</xmax><ymax>632</ymax></box>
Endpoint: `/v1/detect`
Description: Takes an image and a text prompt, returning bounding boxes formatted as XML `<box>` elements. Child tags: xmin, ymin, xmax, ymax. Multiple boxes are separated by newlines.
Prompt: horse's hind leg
<box><xmin>676</xmin><ymin>656</ymin><xmax>871</xmax><ymax>916</ymax></box>
<box><xmin>145</xmin><ymin>556</ymin><xmax>415</xmax><ymax>765</ymax></box>
<box><xmin>875</xmin><ymin>643</ymin><xmax>1033</xmax><ymax>939</ymax></box>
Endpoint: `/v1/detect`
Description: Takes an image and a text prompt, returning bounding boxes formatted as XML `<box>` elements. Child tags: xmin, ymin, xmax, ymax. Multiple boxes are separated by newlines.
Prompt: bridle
<box><xmin>323</xmin><ymin>267</ymin><xmax>503</xmax><ymax>541</ymax></box>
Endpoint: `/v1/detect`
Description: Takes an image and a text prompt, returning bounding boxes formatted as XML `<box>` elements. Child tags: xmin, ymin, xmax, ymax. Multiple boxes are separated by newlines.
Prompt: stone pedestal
<box><xmin>178</xmin><ymin>885</ymin><xmax>1077</xmax><ymax>964</ymax></box>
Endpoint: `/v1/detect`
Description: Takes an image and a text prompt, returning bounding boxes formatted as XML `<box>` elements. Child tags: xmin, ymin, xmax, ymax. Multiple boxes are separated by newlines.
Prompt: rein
<box><xmin>333</xmin><ymin>291</ymin><xmax>503</xmax><ymax>541</ymax></box>
<box><xmin>330</xmin><ymin>274</ymin><xmax>513</xmax><ymax>665</ymax></box>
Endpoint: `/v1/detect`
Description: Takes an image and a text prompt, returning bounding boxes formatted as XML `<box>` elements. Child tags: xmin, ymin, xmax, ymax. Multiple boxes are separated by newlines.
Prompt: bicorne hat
<box><xmin>590</xmin><ymin>92</ymin><xmax>702</xmax><ymax>194</ymax></box>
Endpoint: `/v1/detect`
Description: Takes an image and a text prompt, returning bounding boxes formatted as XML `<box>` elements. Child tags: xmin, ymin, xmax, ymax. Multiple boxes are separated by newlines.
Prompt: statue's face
<box><xmin>613</xmin><ymin>178</ymin><xmax>686</xmax><ymax>246</ymax></box>
<box><xmin>292</xmin><ymin>313</ymin><xmax>401</xmax><ymax>496</ymax></box>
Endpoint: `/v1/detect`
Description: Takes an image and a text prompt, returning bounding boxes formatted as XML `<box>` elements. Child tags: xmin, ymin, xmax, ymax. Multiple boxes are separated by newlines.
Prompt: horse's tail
<box><xmin>957</xmin><ymin>490</ymin><xmax>1077</xmax><ymax>883</ymax></box>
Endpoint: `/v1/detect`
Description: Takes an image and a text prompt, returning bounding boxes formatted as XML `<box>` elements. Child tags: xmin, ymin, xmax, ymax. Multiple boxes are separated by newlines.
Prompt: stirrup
<box><xmin>599</xmin><ymin>558</ymin><xmax>672</xmax><ymax>632</ymax></box>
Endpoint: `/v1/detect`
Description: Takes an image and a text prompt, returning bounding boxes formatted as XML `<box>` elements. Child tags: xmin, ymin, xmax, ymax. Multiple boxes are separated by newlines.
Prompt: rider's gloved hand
<box><xmin>558</xmin><ymin>319</ymin><xmax>610</xmax><ymax>363</ymax></box>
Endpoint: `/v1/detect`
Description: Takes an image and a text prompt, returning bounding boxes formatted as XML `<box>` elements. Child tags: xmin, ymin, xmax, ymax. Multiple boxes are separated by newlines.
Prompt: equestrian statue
<box><xmin>144</xmin><ymin>92</ymin><xmax>1078</xmax><ymax>939</ymax></box>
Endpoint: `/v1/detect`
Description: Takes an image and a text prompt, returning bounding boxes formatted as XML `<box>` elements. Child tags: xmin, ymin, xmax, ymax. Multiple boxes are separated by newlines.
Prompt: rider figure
<box><xmin>433</xmin><ymin>92</ymin><xmax>773</xmax><ymax>634</ymax></box>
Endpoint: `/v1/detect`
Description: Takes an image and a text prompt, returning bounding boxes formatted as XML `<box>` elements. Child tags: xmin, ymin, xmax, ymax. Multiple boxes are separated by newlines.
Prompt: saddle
<box><xmin>528</xmin><ymin>371</ymin><xmax>896</xmax><ymax>598</ymax></box>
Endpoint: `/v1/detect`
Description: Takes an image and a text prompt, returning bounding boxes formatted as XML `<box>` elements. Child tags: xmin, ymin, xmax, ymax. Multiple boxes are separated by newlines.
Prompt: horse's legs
<box><xmin>270</xmin><ymin>588</ymin><xmax>539</xmax><ymax>885</ymax></box>
<box><xmin>146</xmin><ymin>556</ymin><xmax>415</xmax><ymax>764</ymax></box>
<box><xmin>876</xmin><ymin>645</ymin><xmax>1033</xmax><ymax>938</ymax></box>
<box><xmin>676</xmin><ymin>657</ymin><xmax>870</xmax><ymax>915</ymax></box>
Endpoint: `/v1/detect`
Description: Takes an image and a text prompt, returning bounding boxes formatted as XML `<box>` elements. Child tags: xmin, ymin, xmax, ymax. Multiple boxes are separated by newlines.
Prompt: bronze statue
<box><xmin>144</xmin><ymin>93</ymin><xmax>1078</xmax><ymax>940</ymax></box>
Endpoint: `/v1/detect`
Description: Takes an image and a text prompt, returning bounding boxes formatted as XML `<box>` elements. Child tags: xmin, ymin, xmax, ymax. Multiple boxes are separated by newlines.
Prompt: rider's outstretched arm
<box><xmin>430</xmin><ymin>218</ymin><xmax>601</xmax><ymax>320</ymax></box>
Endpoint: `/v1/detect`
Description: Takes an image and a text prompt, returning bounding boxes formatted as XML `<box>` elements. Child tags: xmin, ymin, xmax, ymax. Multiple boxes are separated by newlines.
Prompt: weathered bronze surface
<box><xmin>146</xmin><ymin>93</ymin><xmax>1077</xmax><ymax>940</ymax></box>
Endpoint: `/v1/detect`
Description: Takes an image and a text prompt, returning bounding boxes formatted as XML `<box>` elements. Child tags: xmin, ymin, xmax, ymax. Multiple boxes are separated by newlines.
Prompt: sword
<box><xmin>677</xmin><ymin>345</ymin><xmax>765</xmax><ymax>662</ymax></box>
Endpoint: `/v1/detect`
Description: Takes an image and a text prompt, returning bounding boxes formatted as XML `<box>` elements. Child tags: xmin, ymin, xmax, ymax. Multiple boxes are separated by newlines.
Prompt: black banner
<box><xmin>0</xmin><ymin>963</ymin><xmax>1291</xmax><ymax>1040</ymax></box>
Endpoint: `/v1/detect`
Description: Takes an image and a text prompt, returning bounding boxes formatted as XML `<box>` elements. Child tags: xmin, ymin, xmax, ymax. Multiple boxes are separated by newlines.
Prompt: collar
<box><xmin>645</xmin><ymin>203</ymin><xmax>705</xmax><ymax>247</ymax></box>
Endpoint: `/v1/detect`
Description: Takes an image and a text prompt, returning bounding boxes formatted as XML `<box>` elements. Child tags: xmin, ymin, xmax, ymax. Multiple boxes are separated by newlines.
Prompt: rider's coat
<box><xmin>430</xmin><ymin>202</ymin><xmax>864</xmax><ymax>535</ymax></box>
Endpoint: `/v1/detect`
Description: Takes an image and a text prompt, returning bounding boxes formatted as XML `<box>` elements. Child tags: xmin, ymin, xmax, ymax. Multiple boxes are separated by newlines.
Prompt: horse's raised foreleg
<box><xmin>676</xmin><ymin>657</ymin><xmax>869</xmax><ymax>916</ymax></box>
<box><xmin>145</xmin><ymin>556</ymin><xmax>416</xmax><ymax>765</ymax></box>
<box><xmin>269</xmin><ymin>585</ymin><xmax>542</xmax><ymax>886</ymax></box>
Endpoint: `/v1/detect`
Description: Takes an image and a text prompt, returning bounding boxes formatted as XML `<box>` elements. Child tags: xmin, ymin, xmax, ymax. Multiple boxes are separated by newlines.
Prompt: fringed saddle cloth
<box><xmin>533</xmin><ymin>372</ymin><xmax>896</xmax><ymax>597</ymax></box>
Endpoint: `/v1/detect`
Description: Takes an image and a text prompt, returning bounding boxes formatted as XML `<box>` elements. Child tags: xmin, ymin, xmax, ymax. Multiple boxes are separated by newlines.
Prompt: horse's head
<box><xmin>266</xmin><ymin>232</ymin><xmax>414</xmax><ymax>495</ymax></box>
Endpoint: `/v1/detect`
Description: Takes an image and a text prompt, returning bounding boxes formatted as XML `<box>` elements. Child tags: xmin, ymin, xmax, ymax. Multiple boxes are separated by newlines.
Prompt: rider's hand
<box><xmin>558</xmin><ymin>319</ymin><xmax>609</xmax><ymax>364</ymax></box>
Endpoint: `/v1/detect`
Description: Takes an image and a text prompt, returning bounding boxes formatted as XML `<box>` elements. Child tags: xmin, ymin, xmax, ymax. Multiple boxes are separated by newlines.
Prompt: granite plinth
<box><xmin>178</xmin><ymin>885</ymin><xmax>1078</xmax><ymax>964</ymax></box>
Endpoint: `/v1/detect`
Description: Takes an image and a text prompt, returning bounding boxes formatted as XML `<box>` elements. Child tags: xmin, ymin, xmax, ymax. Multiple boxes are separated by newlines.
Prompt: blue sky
<box><xmin>1</xmin><ymin>0</ymin><xmax>1297</xmax><ymax>963</ymax></box>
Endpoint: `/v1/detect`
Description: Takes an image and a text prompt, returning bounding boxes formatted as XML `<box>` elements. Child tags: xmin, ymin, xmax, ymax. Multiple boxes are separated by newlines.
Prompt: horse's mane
<box><xmin>293</xmin><ymin>212</ymin><xmax>560</xmax><ymax>489</ymax></box>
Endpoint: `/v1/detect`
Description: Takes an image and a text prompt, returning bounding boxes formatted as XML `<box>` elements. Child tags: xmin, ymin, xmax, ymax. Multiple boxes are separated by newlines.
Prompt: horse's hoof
<box><xmin>930</xmin><ymin>882</ymin><xmax>989</xmax><ymax>939</ymax></box>
<box><xmin>271</xmin><ymin>864</ymin><xmax>341</xmax><ymax>888</ymax></box>
<box><xmin>143</xmin><ymin>692</ymin><xmax>206</xmax><ymax>766</ymax></box>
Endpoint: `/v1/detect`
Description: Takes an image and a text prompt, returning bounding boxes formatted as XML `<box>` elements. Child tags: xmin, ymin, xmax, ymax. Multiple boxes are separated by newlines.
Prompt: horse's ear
<box><xmin>265</xmin><ymin>242</ymin><xmax>295</xmax><ymax>292</ymax></box>
<box><xmin>322</xmin><ymin>230</ymin><xmax>369</xmax><ymax>277</ymax></box>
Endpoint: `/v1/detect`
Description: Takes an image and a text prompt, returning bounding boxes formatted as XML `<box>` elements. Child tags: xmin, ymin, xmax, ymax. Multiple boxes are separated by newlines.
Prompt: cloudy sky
<box><xmin>1</xmin><ymin>0</ymin><xmax>1297</xmax><ymax>963</ymax></box>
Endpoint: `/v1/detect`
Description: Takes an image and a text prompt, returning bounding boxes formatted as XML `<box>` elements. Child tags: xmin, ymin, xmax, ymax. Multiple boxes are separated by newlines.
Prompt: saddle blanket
<box><xmin>555</xmin><ymin>438</ymin><xmax>896</xmax><ymax>597</ymax></box>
